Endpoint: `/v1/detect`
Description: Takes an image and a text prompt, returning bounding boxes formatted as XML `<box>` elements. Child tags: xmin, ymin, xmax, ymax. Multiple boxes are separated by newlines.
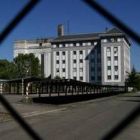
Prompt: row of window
<box><xmin>103</xmin><ymin>38</ymin><xmax>121</xmax><ymax>43</ymax></box>
<box><xmin>53</xmin><ymin>42</ymin><xmax>98</xmax><ymax>48</ymax></box>
<box><xmin>107</xmin><ymin>66</ymin><xmax>118</xmax><ymax>71</ymax></box>
<box><xmin>107</xmin><ymin>47</ymin><xmax>118</xmax><ymax>53</ymax></box>
<box><xmin>107</xmin><ymin>75</ymin><xmax>118</xmax><ymax>80</ymax></box>
<box><xmin>56</xmin><ymin>59</ymin><xmax>84</xmax><ymax>64</ymax></box>
<box><xmin>56</xmin><ymin>51</ymin><xmax>83</xmax><ymax>56</ymax></box>
<box><xmin>55</xmin><ymin>59</ymin><xmax>101</xmax><ymax>64</ymax></box>
<box><xmin>56</xmin><ymin>51</ymin><xmax>65</xmax><ymax>55</ymax></box>
<box><xmin>73</xmin><ymin>77</ymin><xmax>83</xmax><ymax>80</ymax></box>
<box><xmin>56</xmin><ymin>50</ymin><xmax>101</xmax><ymax>56</ymax></box>
<box><xmin>107</xmin><ymin>56</ymin><xmax>118</xmax><ymax>61</ymax></box>
<box><xmin>56</xmin><ymin>68</ymin><xmax>66</xmax><ymax>72</ymax></box>
<box><xmin>56</xmin><ymin>68</ymin><xmax>84</xmax><ymax>73</ymax></box>
<box><xmin>56</xmin><ymin>67</ymin><xmax>101</xmax><ymax>73</ymax></box>
<box><xmin>56</xmin><ymin>67</ymin><xmax>101</xmax><ymax>72</ymax></box>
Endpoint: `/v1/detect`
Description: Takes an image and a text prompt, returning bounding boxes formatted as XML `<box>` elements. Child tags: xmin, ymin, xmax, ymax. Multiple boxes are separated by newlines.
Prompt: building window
<box><xmin>62</xmin><ymin>60</ymin><xmax>65</xmax><ymax>64</ymax></box>
<box><xmin>114</xmin><ymin>66</ymin><xmax>118</xmax><ymax>71</ymax></box>
<box><xmin>107</xmin><ymin>75</ymin><xmax>111</xmax><ymax>80</ymax></box>
<box><xmin>56</xmin><ymin>68</ymin><xmax>59</xmax><ymax>73</ymax></box>
<box><xmin>73</xmin><ymin>51</ymin><xmax>76</xmax><ymax>55</ymax></box>
<box><xmin>53</xmin><ymin>44</ymin><xmax>56</xmax><ymax>48</ymax></box>
<box><xmin>65</xmin><ymin>44</ymin><xmax>68</xmax><ymax>47</ymax></box>
<box><xmin>56</xmin><ymin>60</ymin><xmax>59</xmax><ymax>64</ymax></box>
<box><xmin>91</xmin><ymin>50</ymin><xmax>94</xmax><ymax>54</ymax></box>
<box><xmin>98</xmin><ymin>76</ymin><xmax>101</xmax><ymax>80</ymax></box>
<box><xmin>73</xmin><ymin>68</ymin><xmax>76</xmax><ymax>72</ymax></box>
<box><xmin>114</xmin><ymin>47</ymin><xmax>118</xmax><ymax>53</ymax></box>
<box><xmin>39</xmin><ymin>43</ymin><xmax>42</xmax><ymax>46</ymax></box>
<box><xmin>73</xmin><ymin>60</ymin><xmax>76</xmax><ymax>63</ymax></box>
<box><xmin>91</xmin><ymin>76</ymin><xmax>95</xmax><ymax>81</ymax></box>
<box><xmin>97</xmin><ymin>49</ymin><xmax>101</xmax><ymax>53</ymax></box>
<box><xmin>98</xmin><ymin>58</ymin><xmax>101</xmax><ymax>62</ymax></box>
<box><xmin>110</xmin><ymin>38</ymin><xmax>115</xmax><ymax>42</ymax></box>
<box><xmin>107</xmin><ymin>47</ymin><xmax>111</xmax><ymax>52</ymax></box>
<box><xmin>94</xmin><ymin>42</ymin><xmax>97</xmax><ymax>45</ymax></box>
<box><xmin>80</xmin><ymin>68</ymin><xmax>83</xmax><ymax>72</ymax></box>
<box><xmin>98</xmin><ymin>63</ymin><xmax>101</xmax><ymax>67</ymax></box>
<box><xmin>103</xmin><ymin>39</ymin><xmax>107</xmax><ymax>43</ymax></box>
<box><xmin>91</xmin><ymin>67</ymin><xmax>94</xmax><ymax>71</ymax></box>
<box><xmin>107</xmin><ymin>66</ymin><xmax>111</xmax><ymax>70</ymax></box>
<box><xmin>91</xmin><ymin>59</ymin><xmax>94</xmax><ymax>63</ymax></box>
<box><xmin>76</xmin><ymin>43</ymin><xmax>80</xmax><ymax>46</ymax></box>
<box><xmin>98</xmin><ymin>67</ymin><xmax>101</xmax><ymax>71</ymax></box>
<box><xmin>87</xmin><ymin>42</ymin><xmax>91</xmax><ymax>46</ymax></box>
<box><xmin>114</xmin><ymin>56</ymin><xmax>118</xmax><ymax>60</ymax></box>
<box><xmin>97</xmin><ymin>53</ymin><xmax>101</xmax><ymax>59</ymax></box>
<box><xmin>59</xmin><ymin>44</ymin><xmax>63</xmax><ymax>47</ymax></box>
<box><xmin>80</xmin><ymin>51</ymin><xmax>83</xmax><ymax>54</ymax></box>
<box><xmin>80</xmin><ymin>59</ymin><xmax>83</xmax><ymax>63</ymax></box>
<box><xmin>56</xmin><ymin>52</ymin><xmax>59</xmax><ymax>55</ymax></box>
<box><xmin>83</xmin><ymin>43</ymin><xmax>86</xmax><ymax>46</ymax></box>
<box><xmin>114</xmin><ymin>75</ymin><xmax>118</xmax><ymax>80</ymax></box>
<box><xmin>62</xmin><ymin>68</ymin><xmax>65</xmax><ymax>72</ymax></box>
<box><xmin>117</xmin><ymin>38</ymin><xmax>121</xmax><ymax>42</ymax></box>
<box><xmin>73</xmin><ymin>77</ymin><xmax>76</xmax><ymax>80</ymax></box>
<box><xmin>70</xmin><ymin>44</ymin><xmax>73</xmax><ymax>47</ymax></box>
<box><xmin>107</xmin><ymin>57</ymin><xmax>111</xmax><ymax>61</ymax></box>
<box><xmin>62</xmin><ymin>52</ymin><xmax>65</xmax><ymax>55</ymax></box>
<box><xmin>80</xmin><ymin>77</ymin><xmax>83</xmax><ymax>80</ymax></box>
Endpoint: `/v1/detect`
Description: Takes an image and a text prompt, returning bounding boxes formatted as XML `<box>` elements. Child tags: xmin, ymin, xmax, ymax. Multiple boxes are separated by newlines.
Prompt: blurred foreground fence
<box><xmin>0</xmin><ymin>0</ymin><xmax>140</xmax><ymax>140</ymax></box>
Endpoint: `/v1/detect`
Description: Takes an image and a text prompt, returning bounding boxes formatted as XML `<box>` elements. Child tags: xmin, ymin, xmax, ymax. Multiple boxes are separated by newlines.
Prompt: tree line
<box><xmin>0</xmin><ymin>53</ymin><xmax>42</xmax><ymax>79</ymax></box>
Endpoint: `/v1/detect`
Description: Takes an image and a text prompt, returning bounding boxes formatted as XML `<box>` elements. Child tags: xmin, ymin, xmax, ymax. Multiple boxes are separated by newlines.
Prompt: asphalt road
<box><xmin>1</xmin><ymin>92</ymin><xmax>140</xmax><ymax>140</ymax></box>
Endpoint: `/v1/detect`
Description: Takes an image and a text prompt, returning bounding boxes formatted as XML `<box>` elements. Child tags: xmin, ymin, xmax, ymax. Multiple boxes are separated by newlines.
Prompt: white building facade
<box><xmin>14</xmin><ymin>26</ymin><xmax>131</xmax><ymax>86</ymax></box>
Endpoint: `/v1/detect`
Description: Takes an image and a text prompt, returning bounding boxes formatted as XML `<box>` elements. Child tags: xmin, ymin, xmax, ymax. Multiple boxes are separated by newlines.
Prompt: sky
<box><xmin>0</xmin><ymin>0</ymin><xmax>140</xmax><ymax>71</ymax></box>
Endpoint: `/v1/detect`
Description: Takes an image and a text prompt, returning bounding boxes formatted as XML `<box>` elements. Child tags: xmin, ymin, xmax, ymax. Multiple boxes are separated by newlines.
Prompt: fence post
<box><xmin>22</xmin><ymin>79</ymin><xmax>24</xmax><ymax>96</ymax></box>
<box><xmin>0</xmin><ymin>82</ymin><xmax>3</xmax><ymax>94</ymax></box>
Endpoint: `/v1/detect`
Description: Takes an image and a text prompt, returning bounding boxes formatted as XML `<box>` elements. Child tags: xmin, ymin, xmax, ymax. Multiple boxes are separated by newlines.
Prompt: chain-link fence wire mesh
<box><xmin>0</xmin><ymin>0</ymin><xmax>140</xmax><ymax>140</ymax></box>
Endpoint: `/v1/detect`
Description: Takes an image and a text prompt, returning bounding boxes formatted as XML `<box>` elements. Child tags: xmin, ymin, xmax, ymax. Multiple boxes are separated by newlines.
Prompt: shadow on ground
<box><xmin>32</xmin><ymin>93</ymin><xmax>120</xmax><ymax>105</ymax></box>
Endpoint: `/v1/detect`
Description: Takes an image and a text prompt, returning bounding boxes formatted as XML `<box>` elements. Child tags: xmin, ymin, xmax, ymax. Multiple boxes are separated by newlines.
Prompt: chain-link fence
<box><xmin>0</xmin><ymin>0</ymin><xmax>140</xmax><ymax>140</ymax></box>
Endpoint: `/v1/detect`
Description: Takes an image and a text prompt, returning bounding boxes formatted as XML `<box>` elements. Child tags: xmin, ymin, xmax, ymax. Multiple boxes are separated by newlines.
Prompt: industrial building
<box><xmin>14</xmin><ymin>25</ymin><xmax>131</xmax><ymax>86</ymax></box>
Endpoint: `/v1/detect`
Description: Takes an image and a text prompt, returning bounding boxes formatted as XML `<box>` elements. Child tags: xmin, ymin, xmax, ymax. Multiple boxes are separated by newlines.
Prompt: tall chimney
<box><xmin>58</xmin><ymin>24</ymin><xmax>64</xmax><ymax>36</ymax></box>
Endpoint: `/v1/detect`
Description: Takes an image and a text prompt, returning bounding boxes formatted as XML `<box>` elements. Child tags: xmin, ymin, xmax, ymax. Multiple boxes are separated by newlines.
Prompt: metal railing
<box><xmin>38</xmin><ymin>79</ymin><xmax>127</xmax><ymax>97</ymax></box>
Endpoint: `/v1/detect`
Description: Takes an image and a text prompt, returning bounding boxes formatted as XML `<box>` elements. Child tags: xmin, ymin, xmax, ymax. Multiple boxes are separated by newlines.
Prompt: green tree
<box><xmin>0</xmin><ymin>59</ymin><xmax>15</xmax><ymax>79</ymax></box>
<box><xmin>13</xmin><ymin>53</ymin><xmax>41</xmax><ymax>78</ymax></box>
<box><xmin>126</xmin><ymin>66</ymin><xmax>140</xmax><ymax>90</ymax></box>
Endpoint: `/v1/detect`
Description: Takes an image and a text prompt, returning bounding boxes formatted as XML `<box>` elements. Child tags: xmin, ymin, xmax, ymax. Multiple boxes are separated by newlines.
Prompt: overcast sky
<box><xmin>1</xmin><ymin>0</ymin><xmax>140</xmax><ymax>71</ymax></box>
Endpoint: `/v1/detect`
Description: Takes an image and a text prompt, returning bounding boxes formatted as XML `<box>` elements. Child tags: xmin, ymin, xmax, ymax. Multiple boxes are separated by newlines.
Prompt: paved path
<box><xmin>0</xmin><ymin>92</ymin><xmax>140</xmax><ymax>140</ymax></box>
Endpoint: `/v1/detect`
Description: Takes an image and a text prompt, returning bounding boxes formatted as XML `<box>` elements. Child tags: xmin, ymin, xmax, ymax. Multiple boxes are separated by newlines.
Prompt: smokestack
<box><xmin>58</xmin><ymin>24</ymin><xmax>64</xmax><ymax>36</ymax></box>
